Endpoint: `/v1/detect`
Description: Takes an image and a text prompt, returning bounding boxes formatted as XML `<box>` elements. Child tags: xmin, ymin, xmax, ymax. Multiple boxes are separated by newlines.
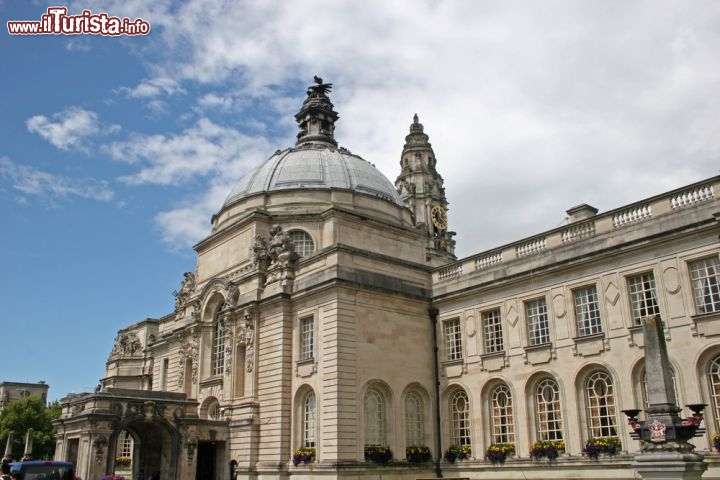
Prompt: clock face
<box><xmin>430</xmin><ymin>206</ymin><xmax>448</xmax><ymax>229</ymax></box>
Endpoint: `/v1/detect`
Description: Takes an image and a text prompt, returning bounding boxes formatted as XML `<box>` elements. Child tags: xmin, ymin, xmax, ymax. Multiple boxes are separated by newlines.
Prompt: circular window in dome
<box><xmin>289</xmin><ymin>230</ymin><xmax>314</xmax><ymax>258</ymax></box>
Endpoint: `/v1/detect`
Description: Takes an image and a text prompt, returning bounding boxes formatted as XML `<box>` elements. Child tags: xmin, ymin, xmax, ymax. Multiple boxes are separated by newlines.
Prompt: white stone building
<box><xmin>54</xmin><ymin>79</ymin><xmax>720</xmax><ymax>480</ymax></box>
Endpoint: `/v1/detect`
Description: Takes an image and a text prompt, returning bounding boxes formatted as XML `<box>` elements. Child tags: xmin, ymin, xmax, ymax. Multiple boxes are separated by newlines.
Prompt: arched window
<box><xmin>450</xmin><ymin>389</ymin><xmax>471</xmax><ymax>446</ymax></box>
<box><xmin>211</xmin><ymin>305</ymin><xmax>225</xmax><ymax>376</ymax></box>
<box><xmin>586</xmin><ymin>371</ymin><xmax>617</xmax><ymax>438</ymax></box>
<box><xmin>118</xmin><ymin>430</ymin><xmax>133</xmax><ymax>458</ymax></box>
<box><xmin>303</xmin><ymin>391</ymin><xmax>317</xmax><ymax>448</ymax></box>
<box><xmin>405</xmin><ymin>392</ymin><xmax>424</xmax><ymax>447</ymax></box>
<box><xmin>289</xmin><ymin>230</ymin><xmax>314</xmax><ymax>258</ymax></box>
<box><xmin>490</xmin><ymin>384</ymin><xmax>514</xmax><ymax>444</ymax></box>
<box><xmin>535</xmin><ymin>378</ymin><xmax>563</xmax><ymax>440</ymax></box>
<box><xmin>708</xmin><ymin>356</ymin><xmax>720</xmax><ymax>430</ymax></box>
<box><xmin>208</xmin><ymin>399</ymin><xmax>221</xmax><ymax>420</ymax></box>
<box><xmin>364</xmin><ymin>389</ymin><xmax>386</xmax><ymax>446</ymax></box>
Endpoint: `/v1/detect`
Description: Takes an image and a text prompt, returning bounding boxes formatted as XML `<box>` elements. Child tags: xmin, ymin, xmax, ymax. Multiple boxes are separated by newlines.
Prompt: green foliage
<box><xmin>0</xmin><ymin>397</ymin><xmax>60</xmax><ymax>460</ymax></box>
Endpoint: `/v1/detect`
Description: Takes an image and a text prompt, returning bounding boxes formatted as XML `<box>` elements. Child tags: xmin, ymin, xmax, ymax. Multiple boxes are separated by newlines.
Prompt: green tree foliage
<box><xmin>0</xmin><ymin>397</ymin><xmax>60</xmax><ymax>460</ymax></box>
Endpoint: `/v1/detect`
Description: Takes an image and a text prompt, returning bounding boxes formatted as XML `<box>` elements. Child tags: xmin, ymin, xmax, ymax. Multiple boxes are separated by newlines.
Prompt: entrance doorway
<box><xmin>195</xmin><ymin>442</ymin><xmax>224</xmax><ymax>480</ymax></box>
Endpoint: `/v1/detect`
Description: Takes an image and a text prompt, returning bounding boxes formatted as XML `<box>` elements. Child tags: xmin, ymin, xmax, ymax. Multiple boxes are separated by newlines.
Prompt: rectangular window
<box><xmin>482</xmin><ymin>309</ymin><xmax>504</xmax><ymax>354</ymax></box>
<box><xmin>689</xmin><ymin>256</ymin><xmax>720</xmax><ymax>314</ymax></box>
<box><xmin>526</xmin><ymin>298</ymin><xmax>550</xmax><ymax>345</ymax></box>
<box><xmin>212</xmin><ymin>321</ymin><xmax>226</xmax><ymax>376</ymax></box>
<box><xmin>301</xmin><ymin>316</ymin><xmax>314</xmax><ymax>360</ymax></box>
<box><xmin>161</xmin><ymin>358</ymin><xmax>169</xmax><ymax>390</ymax></box>
<box><xmin>627</xmin><ymin>272</ymin><xmax>660</xmax><ymax>325</ymax></box>
<box><xmin>444</xmin><ymin>318</ymin><xmax>463</xmax><ymax>361</ymax></box>
<box><xmin>574</xmin><ymin>285</ymin><xmax>602</xmax><ymax>336</ymax></box>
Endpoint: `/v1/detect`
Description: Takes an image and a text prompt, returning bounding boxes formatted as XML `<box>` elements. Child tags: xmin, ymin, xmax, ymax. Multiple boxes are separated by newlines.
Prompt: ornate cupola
<box><xmin>395</xmin><ymin>114</ymin><xmax>456</xmax><ymax>264</ymax></box>
<box><xmin>295</xmin><ymin>76</ymin><xmax>339</xmax><ymax>146</ymax></box>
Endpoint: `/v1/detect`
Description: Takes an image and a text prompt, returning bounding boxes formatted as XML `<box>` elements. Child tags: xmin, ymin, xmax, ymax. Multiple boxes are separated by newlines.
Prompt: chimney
<box><xmin>566</xmin><ymin>203</ymin><xmax>598</xmax><ymax>223</ymax></box>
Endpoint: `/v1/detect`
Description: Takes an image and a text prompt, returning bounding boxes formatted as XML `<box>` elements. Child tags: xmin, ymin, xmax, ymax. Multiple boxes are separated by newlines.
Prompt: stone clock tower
<box><xmin>395</xmin><ymin>114</ymin><xmax>456</xmax><ymax>265</ymax></box>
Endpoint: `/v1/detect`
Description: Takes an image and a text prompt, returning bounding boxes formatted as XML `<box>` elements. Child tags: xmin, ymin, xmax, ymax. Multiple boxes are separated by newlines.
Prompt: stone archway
<box><xmin>54</xmin><ymin>389</ymin><xmax>203</xmax><ymax>480</ymax></box>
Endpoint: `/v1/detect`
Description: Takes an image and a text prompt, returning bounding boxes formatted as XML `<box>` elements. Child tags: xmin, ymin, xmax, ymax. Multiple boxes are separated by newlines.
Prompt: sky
<box><xmin>1</xmin><ymin>1</ymin><xmax>719</xmax><ymax>402</ymax></box>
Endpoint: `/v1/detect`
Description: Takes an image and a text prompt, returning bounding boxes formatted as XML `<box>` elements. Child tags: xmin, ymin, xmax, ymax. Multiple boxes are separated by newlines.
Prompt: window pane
<box><xmin>709</xmin><ymin>356</ymin><xmax>720</xmax><ymax>431</ymax></box>
<box><xmin>491</xmin><ymin>384</ymin><xmax>514</xmax><ymax>444</ymax></box>
<box><xmin>526</xmin><ymin>298</ymin><xmax>550</xmax><ymax>345</ymax></box>
<box><xmin>405</xmin><ymin>392</ymin><xmax>424</xmax><ymax>447</ymax></box>
<box><xmin>450</xmin><ymin>390</ymin><xmax>471</xmax><ymax>446</ymax></box>
<box><xmin>301</xmin><ymin>317</ymin><xmax>314</xmax><ymax>360</ymax></box>
<box><xmin>289</xmin><ymin>230</ymin><xmax>315</xmax><ymax>258</ymax></box>
<box><xmin>212</xmin><ymin>308</ymin><xmax>226</xmax><ymax>376</ymax></box>
<box><xmin>535</xmin><ymin>378</ymin><xmax>563</xmax><ymax>440</ymax></box>
<box><xmin>586</xmin><ymin>371</ymin><xmax>617</xmax><ymax>438</ymax></box>
<box><xmin>444</xmin><ymin>319</ymin><xmax>463</xmax><ymax>361</ymax></box>
<box><xmin>628</xmin><ymin>273</ymin><xmax>660</xmax><ymax>325</ymax></box>
<box><xmin>304</xmin><ymin>392</ymin><xmax>316</xmax><ymax>448</ymax></box>
<box><xmin>574</xmin><ymin>286</ymin><xmax>602</xmax><ymax>336</ymax></box>
<box><xmin>689</xmin><ymin>257</ymin><xmax>720</xmax><ymax>314</ymax></box>
<box><xmin>482</xmin><ymin>309</ymin><xmax>504</xmax><ymax>354</ymax></box>
<box><xmin>364</xmin><ymin>389</ymin><xmax>385</xmax><ymax>446</ymax></box>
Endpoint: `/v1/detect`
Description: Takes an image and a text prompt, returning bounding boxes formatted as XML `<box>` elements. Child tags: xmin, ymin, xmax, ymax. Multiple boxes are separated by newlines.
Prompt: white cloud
<box><xmin>0</xmin><ymin>157</ymin><xmax>115</xmax><ymax>203</ymax></box>
<box><xmin>26</xmin><ymin>107</ymin><xmax>117</xmax><ymax>151</ymax></box>
<box><xmin>77</xmin><ymin>0</ymin><xmax>720</xmax><ymax>256</ymax></box>
<box><xmin>155</xmin><ymin>181</ymin><xmax>232</xmax><ymax>250</ymax></box>
<box><xmin>121</xmin><ymin>77</ymin><xmax>186</xmax><ymax>99</ymax></box>
<box><xmin>107</xmin><ymin>118</ymin><xmax>271</xmax><ymax>186</ymax></box>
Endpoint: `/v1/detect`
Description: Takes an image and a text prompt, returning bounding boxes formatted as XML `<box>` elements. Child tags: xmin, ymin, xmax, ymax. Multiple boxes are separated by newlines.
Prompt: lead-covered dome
<box><xmin>223</xmin><ymin>144</ymin><xmax>403</xmax><ymax>207</ymax></box>
<box><xmin>222</xmin><ymin>78</ymin><xmax>403</xmax><ymax>209</ymax></box>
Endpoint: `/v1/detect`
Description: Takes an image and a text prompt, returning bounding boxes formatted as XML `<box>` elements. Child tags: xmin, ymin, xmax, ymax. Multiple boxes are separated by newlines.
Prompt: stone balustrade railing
<box><xmin>433</xmin><ymin>176</ymin><xmax>718</xmax><ymax>284</ymax></box>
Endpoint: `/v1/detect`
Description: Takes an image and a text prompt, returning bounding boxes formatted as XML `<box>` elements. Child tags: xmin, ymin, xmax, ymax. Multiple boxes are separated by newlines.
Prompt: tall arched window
<box><xmin>535</xmin><ymin>378</ymin><xmax>563</xmax><ymax>440</ymax></box>
<box><xmin>708</xmin><ymin>356</ymin><xmax>720</xmax><ymax>430</ymax></box>
<box><xmin>490</xmin><ymin>384</ymin><xmax>514</xmax><ymax>444</ymax></box>
<box><xmin>586</xmin><ymin>371</ymin><xmax>617</xmax><ymax>438</ymax></box>
<box><xmin>364</xmin><ymin>389</ymin><xmax>386</xmax><ymax>446</ymax></box>
<box><xmin>117</xmin><ymin>430</ymin><xmax>133</xmax><ymax>459</ymax></box>
<box><xmin>303</xmin><ymin>391</ymin><xmax>317</xmax><ymax>448</ymax></box>
<box><xmin>211</xmin><ymin>308</ymin><xmax>226</xmax><ymax>376</ymax></box>
<box><xmin>450</xmin><ymin>389</ymin><xmax>471</xmax><ymax>446</ymax></box>
<box><xmin>289</xmin><ymin>230</ymin><xmax>314</xmax><ymax>258</ymax></box>
<box><xmin>405</xmin><ymin>392</ymin><xmax>424</xmax><ymax>447</ymax></box>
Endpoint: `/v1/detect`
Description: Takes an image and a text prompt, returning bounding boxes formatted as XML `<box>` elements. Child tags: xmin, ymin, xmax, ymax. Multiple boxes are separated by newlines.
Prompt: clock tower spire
<box><xmin>395</xmin><ymin>114</ymin><xmax>456</xmax><ymax>264</ymax></box>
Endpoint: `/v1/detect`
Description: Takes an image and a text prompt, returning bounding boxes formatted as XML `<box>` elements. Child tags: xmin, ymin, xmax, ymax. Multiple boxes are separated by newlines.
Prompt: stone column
<box><xmin>628</xmin><ymin>316</ymin><xmax>707</xmax><ymax>480</ymax></box>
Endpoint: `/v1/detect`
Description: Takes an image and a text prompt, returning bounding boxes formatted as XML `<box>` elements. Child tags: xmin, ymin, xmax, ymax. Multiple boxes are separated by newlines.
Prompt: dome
<box><xmin>222</xmin><ymin>78</ymin><xmax>403</xmax><ymax>208</ymax></box>
<box><xmin>223</xmin><ymin>143</ymin><xmax>403</xmax><ymax>207</ymax></box>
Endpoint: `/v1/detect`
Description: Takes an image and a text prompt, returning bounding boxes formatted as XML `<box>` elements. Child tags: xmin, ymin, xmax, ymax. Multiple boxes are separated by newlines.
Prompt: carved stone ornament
<box><xmin>111</xmin><ymin>332</ymin><xmax>143</xmax><ymax>357</ymax></box>
<box><xmin>265</xmin><ymin>225</ymin><xmax>300</xmax><ymax>284</ymax></box>
<box><xmin>177</xmin><ymin>329</ymin><xmax>199</xmax><ymax>387</ymax></box>
<box><xmin>250</xmin><ymin>235</ymin><xmax>270</xmax><ymax>270</ymax></box>
<box><xmin>225</xmin><ymin>284</ymin><xmax>239</xmax><ymax>307</ymax></box>
<box><xmin>174</xmin><ymin>272</ymin><xmax>196</xmax><ymax>312</ymax></box>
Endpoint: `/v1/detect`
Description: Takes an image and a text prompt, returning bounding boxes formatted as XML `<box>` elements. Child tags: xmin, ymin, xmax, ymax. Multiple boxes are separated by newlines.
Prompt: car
<box><xmin>8</xmin><ymin>460</ymin><xmax>76</xmax><ymax>480</ymax></box>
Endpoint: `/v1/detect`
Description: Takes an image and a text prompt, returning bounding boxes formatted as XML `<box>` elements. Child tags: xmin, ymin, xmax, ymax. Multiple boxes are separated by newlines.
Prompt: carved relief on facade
<box><xmin>240</xmin><ymin>308</ymin><xmax>256</xmax><ymax>373</ymax></box>
<box><xmin>174</xmin><ymin>272</ymin><xmax>197</xmax><ymax>318</ymax></box>
<box><xmin>266</xmin><ymin>225</ymin><xmax>299</xmax><ymax>283</ymax></box>
<box><xmin>250</xmin><ymin>235</ymin><xmax>270</xmax><ymax>270</ymax></box>
<box><xmin>110</xmin><ymin>332</ymin><xmax>143</xmax><ymax>358</ymax></box>
<box><xmin>177</xmin><ymin>328</ymin><xmax>199</xmax><ymax>387</ymax></box>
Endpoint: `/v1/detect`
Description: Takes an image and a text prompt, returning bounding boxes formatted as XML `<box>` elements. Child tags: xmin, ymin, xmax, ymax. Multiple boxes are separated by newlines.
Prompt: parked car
<box><xmin>8</xmin><ymin>460</ymin><xmax>76</xmax><ymax>480</ymax></box>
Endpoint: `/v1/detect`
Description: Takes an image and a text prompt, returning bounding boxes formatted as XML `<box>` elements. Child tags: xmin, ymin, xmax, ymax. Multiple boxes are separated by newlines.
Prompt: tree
<box><xmin>0</xmin><ymin>397</ymin><xmax>60</xmax><ymax>460</ymax></box>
